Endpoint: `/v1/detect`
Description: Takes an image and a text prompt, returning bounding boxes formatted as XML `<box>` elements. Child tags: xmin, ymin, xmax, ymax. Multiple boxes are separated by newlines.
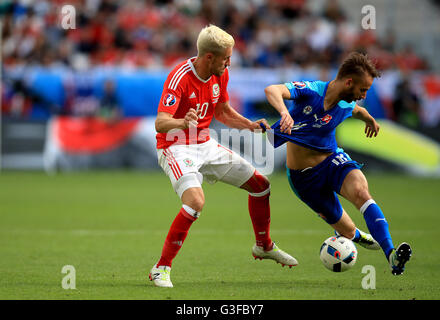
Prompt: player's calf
<box><xmin>244</xmin><ymin>171</ymin><xmax>273</xmax><ymax>250</ymax></box>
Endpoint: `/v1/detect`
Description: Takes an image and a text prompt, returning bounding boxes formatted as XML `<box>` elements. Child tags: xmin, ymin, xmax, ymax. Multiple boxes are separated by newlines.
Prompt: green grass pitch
<box><xmin>0</xmin><ymin>170</ymin><xmax>439</xmax><ymax>300</ymax></box>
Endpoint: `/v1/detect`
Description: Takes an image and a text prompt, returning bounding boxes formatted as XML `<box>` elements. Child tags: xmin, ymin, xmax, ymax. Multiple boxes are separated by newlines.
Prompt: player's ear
<box><xmin>345</xmin><ymin>78</ymin><xmax>353</xmax><ymax>88</ymax></box>
<box><xmin>206</xmin><ymin>52</ymin><xmax>214</xmax><ymax>61</ymax></box>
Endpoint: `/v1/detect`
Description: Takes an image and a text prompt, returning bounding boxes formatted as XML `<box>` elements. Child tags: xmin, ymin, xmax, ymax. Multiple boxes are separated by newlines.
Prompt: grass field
<box><xmin>0</xmin><ymin>170</ymin><xmax>439</xmax><ymax>300</ymax></box>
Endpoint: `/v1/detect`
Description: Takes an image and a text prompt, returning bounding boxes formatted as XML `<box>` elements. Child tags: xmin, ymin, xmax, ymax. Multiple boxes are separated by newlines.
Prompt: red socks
<box><xmin>157</xmin><ymin>171</ymin><xmax>274</xmax><ymax>268</ymax></box>
<box><xmin>248</xmin><ymin>192</ymin><xmax>273</xmax><ymax>251</ymax></box>
<box><xmin>157</xmin><ymin>207</ymin><xmax>196</xmax><ymax>267</ymax></box>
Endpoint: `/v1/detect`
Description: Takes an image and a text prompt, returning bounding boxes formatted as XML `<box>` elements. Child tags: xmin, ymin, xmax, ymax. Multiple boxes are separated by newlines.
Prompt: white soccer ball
<box><xmin>319</xmin><ymin>236</ymin><xmax>357</xmax><ymax>272</ymax></box>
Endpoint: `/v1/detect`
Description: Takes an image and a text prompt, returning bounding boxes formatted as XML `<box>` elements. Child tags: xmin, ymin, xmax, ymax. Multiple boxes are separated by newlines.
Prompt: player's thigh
<box><xmin>201</xmin><ymin>142</ymin><xmax>255</xmax><ymax>188</ymax></box>
<box><xmin>157</xmin><ymin>147</ymin><xmax>203</xmax><ymax>199</ymax></box>
<box><xmin>339</xmin><ymin>169</ymin><xmax>371</xmax><ymax>209</ymax></box>
<box><xmin>330</xmin><ymin>209</ymin><xmax>356</xmax><ymax>239</ymax></box>
<box><xmin>288</xmin><ymin>168</ymin><xmax>342</xmax><ymax>224</ymax></box>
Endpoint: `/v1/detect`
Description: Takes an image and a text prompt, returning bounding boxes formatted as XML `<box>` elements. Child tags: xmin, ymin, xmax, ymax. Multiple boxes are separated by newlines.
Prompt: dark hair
<box><xmin>336</xmin><ymin>52</ymin><xmax>381</xmax><ymax>80</ymax></box>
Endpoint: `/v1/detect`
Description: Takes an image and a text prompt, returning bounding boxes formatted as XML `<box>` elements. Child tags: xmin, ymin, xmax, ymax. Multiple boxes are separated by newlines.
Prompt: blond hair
<box><xmin>196</xmin><ymin>25</ymin><xmax>235</xmax><ymax>57</ymax></box>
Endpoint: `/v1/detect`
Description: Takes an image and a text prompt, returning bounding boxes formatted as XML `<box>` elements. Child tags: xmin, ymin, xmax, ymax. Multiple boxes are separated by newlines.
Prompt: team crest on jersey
<box><xmin>313</xmin><ymin>114</ymin><xmax>333</xmax><ymax>128</ymax></box>
<box><xmin>183</xmin><ymin>158</ymin><xmax>194</xmax><ymax>167</ymax></box>
<box><xmin>212</xmin><ymin>83</ymin><xmax>220</xmax><ymax>97</ymax></box>
<box><xmin>303</xmin><ymin>105</ymin><xmax>313</xmax><ymax>115</ymax></box>
<box><xmin>321</xmin><ymin>114</ymin><xmax>332</xmax><ymax>124</ymax></box>
<box><xmin>292</xmin><ymin>81</ymin><xmax>306</xmax><ymax>89</ymax></box>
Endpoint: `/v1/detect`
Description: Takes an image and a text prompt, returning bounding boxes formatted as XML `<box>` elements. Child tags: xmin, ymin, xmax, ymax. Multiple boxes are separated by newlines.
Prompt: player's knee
<box><xmin>353</xmin><ymin>185</ymin><xmax>371</xmax><ymax>208</ymax></box>
<box><xmin>243</xmin><ymin>171</ymin><xmax>270</xmax><ymax>195</ymax></box>
<box><xmin>185</xmin><ymin>198</ymin><xmax>204</xmax><ymax>213</ymax></box>
<box><xmin>181</xmin><ymin>187</ymin><xmax>205</xmax><ymax>213</ymax></box>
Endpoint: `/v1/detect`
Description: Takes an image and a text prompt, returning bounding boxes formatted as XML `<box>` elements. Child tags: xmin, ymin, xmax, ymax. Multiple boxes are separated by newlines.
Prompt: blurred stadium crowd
<box><xmin>1</xmin><ymin>0</ymin><xmax>433</xmax><ymax>71</ymax></box>
<box><xmin>1</xmin><ymin>0</ymin><xmax>440</xmax><ymax>130</ymax></box>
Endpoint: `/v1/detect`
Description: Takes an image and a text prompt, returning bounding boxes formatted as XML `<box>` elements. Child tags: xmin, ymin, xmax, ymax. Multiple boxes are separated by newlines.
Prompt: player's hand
<box><xmin>183</xmin><ymin>108</ymin><xmax>201</xmax><ymax>129</ymax></box>
<box><xmin>251</xmin><ymin>119</ymin><xmax>270</xmax><ymax>133</ymax></box>
<box><xmin>365</xmin><ymin>118</ymin><xmax>380</xmax><ymax>138</ymax></box>
<box><xmin>280</xmin><ymin>111</ymin><xmax>294</xmax><ymax>134</ymax></box>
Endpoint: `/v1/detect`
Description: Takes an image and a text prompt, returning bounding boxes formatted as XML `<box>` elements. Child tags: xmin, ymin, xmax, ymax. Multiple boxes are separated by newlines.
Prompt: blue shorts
<box><xmin>286</xmin><ymin>151</ymin><xmax>363</xmax><ymax>224</ymax></box>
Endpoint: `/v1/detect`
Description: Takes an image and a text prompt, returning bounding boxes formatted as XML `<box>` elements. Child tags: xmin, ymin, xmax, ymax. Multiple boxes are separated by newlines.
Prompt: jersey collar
<box><xmin>188</xmin><ymin>57</ymin><xmax>211</xmax><ymax>83</ymax></box>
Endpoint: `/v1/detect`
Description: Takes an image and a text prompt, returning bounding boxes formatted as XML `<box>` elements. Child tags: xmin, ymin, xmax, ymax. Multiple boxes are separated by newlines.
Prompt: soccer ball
<box><xmin>319</xmin><ymin>236</ymin><xmax>357</xmax><ymax>272</ymax></box>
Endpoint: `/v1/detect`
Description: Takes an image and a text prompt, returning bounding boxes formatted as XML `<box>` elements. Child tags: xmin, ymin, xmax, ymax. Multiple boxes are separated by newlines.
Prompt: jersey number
<box><xmin>196</xmin><ymin>102</ymin><xmax>209</xmax><ymax>119</ymax></box>
<box><xmin>332</xmin><ymin>154</ymin><xmax>348</xmax><ymax>166</ymax></box>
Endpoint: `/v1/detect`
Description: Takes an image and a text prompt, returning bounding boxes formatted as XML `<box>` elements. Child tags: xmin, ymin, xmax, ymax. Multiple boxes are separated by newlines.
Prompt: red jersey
<box><xmin>156</xmin><ymin>57</ymin><xmax>229</xmax><ymax>149</ymax></box>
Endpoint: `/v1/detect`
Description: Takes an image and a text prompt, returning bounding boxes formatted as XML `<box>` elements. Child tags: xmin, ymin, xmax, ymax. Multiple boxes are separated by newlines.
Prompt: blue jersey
<box><xmin>270</xmin><ymin>80</ymin><xmax>355</xmax><ymax>152</ymax></box>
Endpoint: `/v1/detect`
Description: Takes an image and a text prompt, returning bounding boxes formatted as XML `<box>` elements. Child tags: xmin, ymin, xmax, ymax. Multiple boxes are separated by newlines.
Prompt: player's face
<box><xmin>210</xmin><ymin>47</ymin><xmax>232</xmax><ymax>76</ymax></box>
<box><xmin>342</xmin><ymin>74</ymin><xmax>374</xmax><ymax>102</ymax></box>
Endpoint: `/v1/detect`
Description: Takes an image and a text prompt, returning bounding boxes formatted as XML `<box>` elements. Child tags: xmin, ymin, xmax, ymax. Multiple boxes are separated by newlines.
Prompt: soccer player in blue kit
<box><xmin>264</xmin><ymin>52</ymin><xmax>412</xmax><ymax>275</ymax></box>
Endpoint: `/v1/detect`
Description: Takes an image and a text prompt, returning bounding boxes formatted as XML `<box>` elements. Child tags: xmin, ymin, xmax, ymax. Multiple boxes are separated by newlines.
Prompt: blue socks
<box><xmin>351</xmin><ymin>228</ymin><xmax>361</xmax><ymax>242</ymax></box>
<box><xmin>361</xmin><ymin>199</ymin><xmax>394</xmax><ymax>258</ymax></box>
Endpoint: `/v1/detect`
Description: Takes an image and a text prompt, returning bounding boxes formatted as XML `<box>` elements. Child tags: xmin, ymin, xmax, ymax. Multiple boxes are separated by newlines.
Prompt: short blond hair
<box><xmin>196</xmin><ymin>25</ymin><xmax>235</xmax><ymax>57</ymax></box>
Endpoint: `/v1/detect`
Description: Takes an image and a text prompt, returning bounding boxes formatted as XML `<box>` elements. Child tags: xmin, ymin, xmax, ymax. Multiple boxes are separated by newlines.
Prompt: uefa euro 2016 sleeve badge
<box><xmin>163</xmin><ymin>93</ymin><xmax>176</xmax><ymax>107</ymax></box>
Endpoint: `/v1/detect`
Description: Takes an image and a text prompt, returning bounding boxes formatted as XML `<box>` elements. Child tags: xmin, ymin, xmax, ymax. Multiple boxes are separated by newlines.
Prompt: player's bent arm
<box><xmin>264</xmin><ymin>84</ymin><xmax>291</xmax><ymax>115</ymax></box>
<box><xmin>352</xmin><ymin>105</ymin><xmax>380</xmax><ymax>137</ymax></box>
<box><xmin>265</xmin><ymin>84</ymin><xmax>295</xmax><ymax>134</ymax></box>
<box><xmin>155</xmin><ymin>112</ymin><xmax>186</xmax><ymax>133</ymax></box>
<box><xmin>352</xmin><ymin>105</ymin><xmax>374</xmax><ymax>123</ymax></box>
<box><xmin>214</xmin><ymin>101</ymin><xmax>255</xmax><ymax>130</ymax></box>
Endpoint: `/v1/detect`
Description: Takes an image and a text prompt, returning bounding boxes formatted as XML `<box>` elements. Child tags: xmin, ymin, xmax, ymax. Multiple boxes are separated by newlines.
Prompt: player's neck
<box><xmin>324</xmin><ymin>80</ymin><xmax>343</xmax><ymax>111</ymax></box>
<box><xmin>192</xmin><ymin>57</ymin><xmax>212</xmax><ymax>80</ymax></box>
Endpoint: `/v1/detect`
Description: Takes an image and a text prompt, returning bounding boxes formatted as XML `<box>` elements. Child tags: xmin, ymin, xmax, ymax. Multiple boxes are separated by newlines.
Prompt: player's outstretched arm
<box><xmin>214</xmin><ymin>101</ymin><xmax>270</xmax><ymax>132</ymax></box>
<box><xmin>352</xmin><ymin>105</ymin><xmax>380</xmax><ymax>138</ymax></box>
<box><xmin>264</xmin><ymin>84</ymin><xmax>294</xmax><ymax>134</ymax></box>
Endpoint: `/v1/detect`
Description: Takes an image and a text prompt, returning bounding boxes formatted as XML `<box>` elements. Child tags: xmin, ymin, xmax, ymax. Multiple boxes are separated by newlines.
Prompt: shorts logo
<box><xmin>183</xmin><ymin>158</ymin><xmax>194</xmax><ymax>167</ymax></box>
<box><xmin>212</xmin><ymin>83</ymin><xmax>220</xmax><ymax>97</ymax></box>
<box><xmin>292</xmin><ymin>81</ymin><xmax>306</xmax><ymax>89</ymax></box>
<box><xmin>163</xmin><ymin>93</ymin><xmax>176</xmax><ymax>107</ymax></box>
<box><xmin>303</xmin><ymin>105</ymin><xmax>313</xmax><ymax>115</ymax></box>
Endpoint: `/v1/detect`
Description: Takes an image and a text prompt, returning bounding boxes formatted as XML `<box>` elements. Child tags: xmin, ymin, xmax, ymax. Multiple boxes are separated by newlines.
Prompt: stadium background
<box><xmin>1</xmin><ymin>0</ymin><xmax>440</xmax><ymax>301</ymax></box>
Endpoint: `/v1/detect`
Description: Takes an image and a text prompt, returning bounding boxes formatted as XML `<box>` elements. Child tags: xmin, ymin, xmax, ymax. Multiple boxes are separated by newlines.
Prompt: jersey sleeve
<box><xmin>157</xmin><ymin>79</ymin><xmax>183</xmax><ymax>116</ymax></box>
<box><xmin>284</xmin><ymin>81</ymin><xmax>310</xmax><ymax>100</ymax></box>
<box><xmin>218</xmin><ymin>68</ymin><xmax>230</xmax><ymax>103</ymax></box>
<box><xmin>284</xmin><ymin>80</ymin><xmax>328</xmax><ymax>101</ymax></box>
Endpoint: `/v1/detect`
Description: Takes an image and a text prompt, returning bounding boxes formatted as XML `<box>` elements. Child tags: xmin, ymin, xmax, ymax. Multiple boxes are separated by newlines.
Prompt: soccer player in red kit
<box><xmin>149</xmin><ymin>25</ymin><xmax>298</xmax><ymax>287</ymax></box>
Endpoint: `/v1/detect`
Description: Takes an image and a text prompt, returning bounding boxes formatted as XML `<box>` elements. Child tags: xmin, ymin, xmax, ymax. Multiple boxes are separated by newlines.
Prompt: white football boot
<box><xmin>149</xmin><ymin>264</ymin><xmax>173</xmax><ymax>288</ymax></box>
<box><xmin>252</xmin><ymin>242</ymin><xmax>298</xmax><ymax>268</ymax></box>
